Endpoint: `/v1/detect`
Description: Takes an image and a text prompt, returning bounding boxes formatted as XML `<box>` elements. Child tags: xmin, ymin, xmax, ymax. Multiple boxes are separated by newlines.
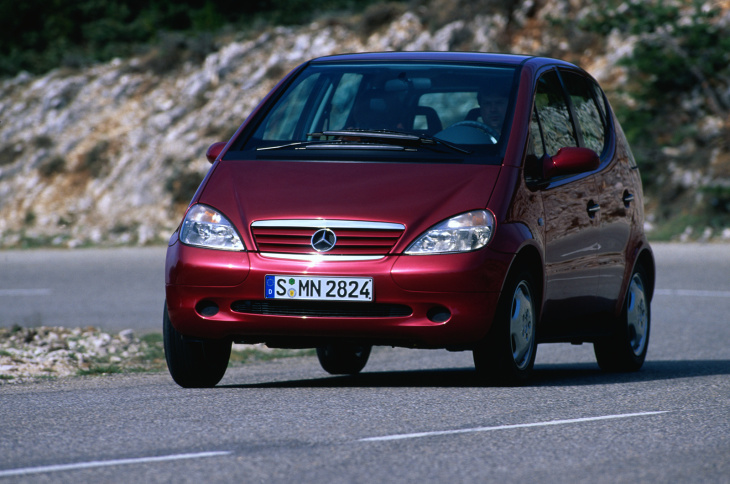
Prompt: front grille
<box><xmin>231</xmin><ymin>300</ymin><xmax>412</xmax><ymax>318</ymax></box>
<box><xmin>251</xmin><ymin>220</ymin><xmax>404</xmax><ymax>256</ymax></box>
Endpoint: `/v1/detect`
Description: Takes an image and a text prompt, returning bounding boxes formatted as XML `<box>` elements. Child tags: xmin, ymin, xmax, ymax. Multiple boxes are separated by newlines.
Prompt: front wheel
<box><xmin>316</xmin><ymin>344</ymin><xmax>371</xmax><ymax>375</ymax></box>
<box><xmin>473</xmin><ymin>269</ymin><xmax>538</xmax><ymax>386</ymax></box>
<box><xmin>163</xmin><ymin>303</ymin><xmax>231</xmax><ymax>388</ymax></box>
<box><xmin>594</xmin><ymin>266</ymin><xmax>650</xmax><ymax>372</ymax></box>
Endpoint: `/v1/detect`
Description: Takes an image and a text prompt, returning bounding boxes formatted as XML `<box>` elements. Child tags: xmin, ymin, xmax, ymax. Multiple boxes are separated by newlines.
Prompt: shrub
<box><xmin>39</xmin><ymin>156</ymin><xmax>66</xmax><ymax>177</ymax></box>
<box><xmin>0</xmin><ymin>144</ymin><xmax>22</xmax><ymax>166</ymax></box>
<box><xmin>0</xmin><ymin>0</ymin><xmax>408</xmax><ymax>78</ymax></box>
<box><xmin>358</xmin><ymin>2</ymin><xmax>407</xmax><ymax>38</ymax></box>
<box><xmin>579</xmin><ymin>0</ymin><xmax>729</xmax><ymax>115</ymax></box>
<box><xmin>166</xmin><ymin>170</ymin><xmax>203</xmax><ymax>205</ymax></box>
<box><xmin>82</xmin><ymin>140</ymin><xmax>111</xmax><ymax>178</ymax></box>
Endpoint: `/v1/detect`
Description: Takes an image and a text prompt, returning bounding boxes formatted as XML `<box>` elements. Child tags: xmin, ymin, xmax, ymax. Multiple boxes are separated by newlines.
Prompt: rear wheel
<box><xmin>473</xmin><ymin>269</ymin><xmax>538</xmax><ymax>386</ymax></box>
<box><xmin>163</xmin><ymin>303</ymin><xmax>231</xmax><ymax>388</ymax></box>
<box><xmin>594</xmin><ymin>265</ymin><xmax>650</xmax><ymax>372</ymax></box>
<box><xmin>316</xmin><ymin>344</ymin><xmax>371</xmax><ymax>375</ymax></box>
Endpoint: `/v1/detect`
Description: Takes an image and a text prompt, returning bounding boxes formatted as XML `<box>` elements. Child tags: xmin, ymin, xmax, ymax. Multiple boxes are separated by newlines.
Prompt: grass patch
<box><xmin>35</xmin><ymin>375</ymin><xmax>58</xmax><ymax>381</ymax></box>
<box><xmin>71</xmin><ymin>334</ymin><xmax>314</xmax><ymax>378</ymax></box>
<box><xmin>77</xmin><ymin>365</ymin><xmax>123</xmax><ymax>376</ymax></box>
<box><xmin>228</xmin><ymin>346</ymin><xmax>315</xmax><ymax>366</ymax></box>
<box><xmin>73</xmin><ymin>332</ymin><xmax>167</xmax><ymax>378</ymax></box>
<box><xmin>137</xmin><ymin>332</ymin><xmax>167</xmax><ymax>370</ymax></box>
<box><xmin>1</xmin><ymin>328</ymin><xmax>318</xmax><ymax>384</ymax></box>
<box><xmin>141</xmin><ymin>332</ymin><xmax>163</xmax><ymax>345</ymax></box>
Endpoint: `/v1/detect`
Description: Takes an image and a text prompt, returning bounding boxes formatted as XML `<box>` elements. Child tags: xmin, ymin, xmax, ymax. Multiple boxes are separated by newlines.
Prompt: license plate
<box><xmin>265</xmin><ymin>275</ymin><xmax>373</xmax><ymax>301</ymax></box>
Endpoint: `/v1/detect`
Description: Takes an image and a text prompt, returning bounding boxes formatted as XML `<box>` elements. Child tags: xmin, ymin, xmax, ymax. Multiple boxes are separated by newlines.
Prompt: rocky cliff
<box><xmin>1</xmin><ymin>0</ymin><xmax>728</xmax><ymax>247</ymax></box>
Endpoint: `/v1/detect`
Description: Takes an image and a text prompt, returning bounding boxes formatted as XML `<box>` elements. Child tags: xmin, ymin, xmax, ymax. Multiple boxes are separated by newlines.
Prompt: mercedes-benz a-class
<box><xmin>164</xmin><ymin>52</ymin><xmax>654</xmax><ymax>387</ymax></box>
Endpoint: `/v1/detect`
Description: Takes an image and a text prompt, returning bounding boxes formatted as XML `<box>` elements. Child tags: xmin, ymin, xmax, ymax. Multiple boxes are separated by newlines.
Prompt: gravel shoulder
<box><xmin>0</xmin><ymin>326</ymin><xmax>166</xmax><ymax>384</ymax></box>
<box><xmin>0</xmin><ymin>325</ymin><xmax>310</xmax><ymax>385</ymax></box>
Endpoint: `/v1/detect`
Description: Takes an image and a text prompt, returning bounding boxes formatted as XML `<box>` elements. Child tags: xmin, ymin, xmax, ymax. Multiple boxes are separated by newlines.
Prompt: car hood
<box><xmin>198</xmin><ymin>160</ymin><xmax>502</xmax><ymax>251</ymax></box>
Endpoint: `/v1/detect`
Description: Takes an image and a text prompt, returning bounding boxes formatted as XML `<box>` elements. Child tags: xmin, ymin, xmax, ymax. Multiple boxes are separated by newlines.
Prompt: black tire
<box><xmin>594</xmin><ymin>265</ymin><xmax>650</xmax><ymax>372</ymax></box>
<box><xmin>163</xmin><ymin>303</ymin><xmax>231</xmax><ymax>388</ymax></box>
<box><xmin>316</xmin><ymin>344</ymin><xmax>371</xmax><ymax>375</ymax></box>
<box><xmin>473</xmin><ymin>268</ymin><xmax>538</xmax><ymax>386</ymax></box>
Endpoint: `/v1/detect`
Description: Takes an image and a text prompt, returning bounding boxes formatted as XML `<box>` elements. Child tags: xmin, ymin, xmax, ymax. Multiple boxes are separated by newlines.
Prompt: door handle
<box><xmin>587</xmin><ymin>201</ymin><xmax>600</xmax><ymax>217</ymax></box>
<box><xmin>623</xmin><ymin>191</ymin><xmax>635</xmax><ymax>206</ymax></box>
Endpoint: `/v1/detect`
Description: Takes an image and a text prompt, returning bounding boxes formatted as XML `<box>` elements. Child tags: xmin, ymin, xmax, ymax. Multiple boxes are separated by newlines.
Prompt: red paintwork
<box><xmin>166</xmin><ymin>243</ymin><xmax>508</xmax><ymax>346</ymax></box>
<box><xmin>165</xmin><ymin>52</ymin><xmax>654</xmax><ymax>349</ymax></box>
<box><xmin>205</xmin><ymin>141</ymin><xmax>227</xmax><ymax>164</ymax></box>
<box><xmin>543</xmin><ymin>147</ymin><xmax>600</xmax><ymax>179</ymax></box>
<box><xmin>194</xmin><ymin>160</ymin><xmax>501</xmax><ymax>255</ymax></box>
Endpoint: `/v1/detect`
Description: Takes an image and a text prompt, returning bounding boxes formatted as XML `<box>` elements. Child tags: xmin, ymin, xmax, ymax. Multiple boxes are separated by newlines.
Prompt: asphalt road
<box><xmin>0</xmin><ymin>247</ymin><xmax>166</xmax><ymax>331</ymax></box>
<box><xmin>0</xmin><ymin>243</ymin><xmax>728</xmax><ymax>482</ymax></box>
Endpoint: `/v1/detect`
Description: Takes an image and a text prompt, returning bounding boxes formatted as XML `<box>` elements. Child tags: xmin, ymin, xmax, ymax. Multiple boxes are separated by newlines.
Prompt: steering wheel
<box><xmin>448</xmin><ymin>121</ymin><xmax>500</xmax><ymax>144</ymax></box>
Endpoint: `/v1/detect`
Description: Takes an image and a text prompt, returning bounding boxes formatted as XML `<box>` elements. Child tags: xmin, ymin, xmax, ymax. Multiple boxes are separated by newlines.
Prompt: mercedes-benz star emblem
<box><xmin>311</xmin><ymin>228</ymin><xmax>337</xmax><ymax>252</ymax></box>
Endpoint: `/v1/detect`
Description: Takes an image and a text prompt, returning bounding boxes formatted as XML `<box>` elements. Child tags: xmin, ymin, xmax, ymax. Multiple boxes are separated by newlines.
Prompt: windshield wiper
<box><xmin>309</xmin><ymin>130</ymin><xmax>472</xmax><ymax>154</ymax></box>
<box><xmin>257</xmin><ymin>138</ymin><xmax>408</xmax><ymax>152</ymax></box>
<box><xmin>258</xmin><ymin>130</ymin><xmax>472</xmax><ymax>154</ymax></box>
<box><xmin>257</xmin><ymin>141</ymin><xmax>325</xmax><ymax>151</ymax></box>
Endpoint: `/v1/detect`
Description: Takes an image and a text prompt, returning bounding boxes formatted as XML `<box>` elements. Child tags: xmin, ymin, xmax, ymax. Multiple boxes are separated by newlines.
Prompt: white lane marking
<box><xmin>0</xmin><ymin>288</ymin><xmax>52</xmax><ymax>297</ymax></box>
<box><xmin>655</xmin><ymin>289</ymin><xmax>730</xmax><ymax>298</ymax></box>
<box><xmin>359</xmin><ymin>411</ymin><xmax>669</xmax><ymax>442</ymax></box>
<box><xmin>0</xmin><ymin>451</ymin><xmax>232</xmax><ymax>478</ymax></box>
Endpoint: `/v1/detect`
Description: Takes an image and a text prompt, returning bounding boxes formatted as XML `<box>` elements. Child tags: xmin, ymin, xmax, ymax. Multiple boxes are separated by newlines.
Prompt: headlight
<box><xmin>180</xmin><ymin>204</ymin><xmax>244</xmax><ymax>251</ymax></box>
<box><xmin>405</xmin><ymin>210</ymin><xmax>495</xmax><ymax>255</ymax></box>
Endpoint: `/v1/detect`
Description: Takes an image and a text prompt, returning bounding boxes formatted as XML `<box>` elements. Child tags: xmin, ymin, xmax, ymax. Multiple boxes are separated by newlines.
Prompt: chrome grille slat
<box><xmin>251</xmin><ymin>220</ymin><xmax>404</xmax><ymax>256</ymax></box>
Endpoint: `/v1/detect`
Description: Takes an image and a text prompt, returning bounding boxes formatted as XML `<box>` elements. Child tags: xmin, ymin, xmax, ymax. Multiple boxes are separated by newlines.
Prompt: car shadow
<box><xmin>220</xmin><ymin>359</ymin><xmax>730</xmax><ymax>389</ymax></box>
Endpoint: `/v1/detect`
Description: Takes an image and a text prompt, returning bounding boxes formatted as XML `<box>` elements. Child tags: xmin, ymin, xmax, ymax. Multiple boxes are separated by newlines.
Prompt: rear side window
<box><xmin>560</xmin><ymin>71</ymin><xmax>607</xmax><ymax>155</ymax></box>
<box><xmin>533</xmin><ymin>70</ymin><xmax>577</xmax><ymax>156</ymax></box>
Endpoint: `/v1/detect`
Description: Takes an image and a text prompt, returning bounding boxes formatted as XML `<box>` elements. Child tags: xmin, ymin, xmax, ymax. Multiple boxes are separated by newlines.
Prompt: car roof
<box><xmin>309</xmin><ymin>51</ymin><xmax>575</xmax><ymax>68</ymax></box>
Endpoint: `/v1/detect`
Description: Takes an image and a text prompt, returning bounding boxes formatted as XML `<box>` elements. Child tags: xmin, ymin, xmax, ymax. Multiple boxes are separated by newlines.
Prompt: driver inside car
<box><xmin>477</xmin><ymin>85</ymin><xmax>510</xmax><ymax>139</ymax></box>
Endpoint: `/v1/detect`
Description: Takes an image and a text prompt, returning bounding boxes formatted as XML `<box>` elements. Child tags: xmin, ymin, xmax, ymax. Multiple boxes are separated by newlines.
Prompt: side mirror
<box><xmin>542</xmin><ymin>147</ymin><xmax>599</xmax><ymax>179</ymax></box>
<box><xmin>205</xmin><ymin>141</ymin><xmax>227</xmax><ymax>164</ymax></box>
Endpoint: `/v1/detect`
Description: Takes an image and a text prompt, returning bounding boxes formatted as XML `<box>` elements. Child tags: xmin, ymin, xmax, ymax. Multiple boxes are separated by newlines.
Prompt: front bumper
<box><xmin>165</xmin><ymin>240</ymin><xmax>512</xmax><ymax>348</ymax></box>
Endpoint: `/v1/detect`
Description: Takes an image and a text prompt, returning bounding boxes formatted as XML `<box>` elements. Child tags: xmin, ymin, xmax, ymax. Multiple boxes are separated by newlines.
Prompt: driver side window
<box><xmin>533</xmin><ymin>71</ymin><xmax>577</xmax><ymax>156</ymax></box>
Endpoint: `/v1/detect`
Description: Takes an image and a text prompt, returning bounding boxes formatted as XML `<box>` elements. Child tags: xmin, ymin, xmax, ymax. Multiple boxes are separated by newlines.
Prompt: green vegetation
<box><xmin>77</xmin><ymin>365</ymin><xmax>124</xmax><ymax>376</ymax></box>
<box><xmin>228</xmin><ymin>347</ymin><xmax>315</xmax><ymax>366</ymax></box>
<box><xmin>580</xmin><ymin>1</ymin><xmax>730</xmax><ymax>103</ymax></box>
<box><xmin>0</xmin><ymin>0</ymin><xmax>397</xmax><ymax>78</ymax></box>
<box><xmin>72</xmin><ymin>331</ymin><xmax>167</xmax><ymax>376</ymax></box>
<box><xmin>82</xmin><ymin>140</ymin><xmax>112</xmax><ymax>178</ymax></box>
<box><xmin>2</xmin><ymin>0</ymin><xmax>728</xmax><ymax>241</ymax></box>
<box><xmin>578</xmin><ymin>0</ymin><xmax>730</xmax><ymax>239</ymax></box>
<box><xmin>75</xmin><ymin>331</ymin><xmax>313</xmax><ymax>377</ymax></box>
<box><xmin>166</xmin><ymin>169</ymin><xmax>205</xmax><ymax>206</ymax></box>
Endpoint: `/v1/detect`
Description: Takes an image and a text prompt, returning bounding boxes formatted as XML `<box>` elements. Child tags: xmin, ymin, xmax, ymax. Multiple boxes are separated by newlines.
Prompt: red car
<box><xmin>164</xmin><ymin>52</ymin><xmax>654</xmax><ymax>387</ymax></box>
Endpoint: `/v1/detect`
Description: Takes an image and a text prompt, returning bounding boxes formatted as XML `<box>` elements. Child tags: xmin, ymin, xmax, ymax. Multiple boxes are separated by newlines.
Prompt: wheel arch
<box><xmin>611</xmin><ymin>244</ymin><xmax>655</xmax><ymax>321</ymax></box>
<box><xmin>501</xmin><ymin>243</ymin><xmax>545</xmax><ymax>319</ymax></box>
<box><xmin>634</xmin><ymin>246</ymin><xmax>656</xmax><ymax>302</ymax></box>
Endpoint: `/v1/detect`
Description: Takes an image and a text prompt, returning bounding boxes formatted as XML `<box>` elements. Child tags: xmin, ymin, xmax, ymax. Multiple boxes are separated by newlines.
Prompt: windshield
<box><xmin>231</xmin><ymin>62</ymin><xmax>518</xmax><ymax>164</ymax></box>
